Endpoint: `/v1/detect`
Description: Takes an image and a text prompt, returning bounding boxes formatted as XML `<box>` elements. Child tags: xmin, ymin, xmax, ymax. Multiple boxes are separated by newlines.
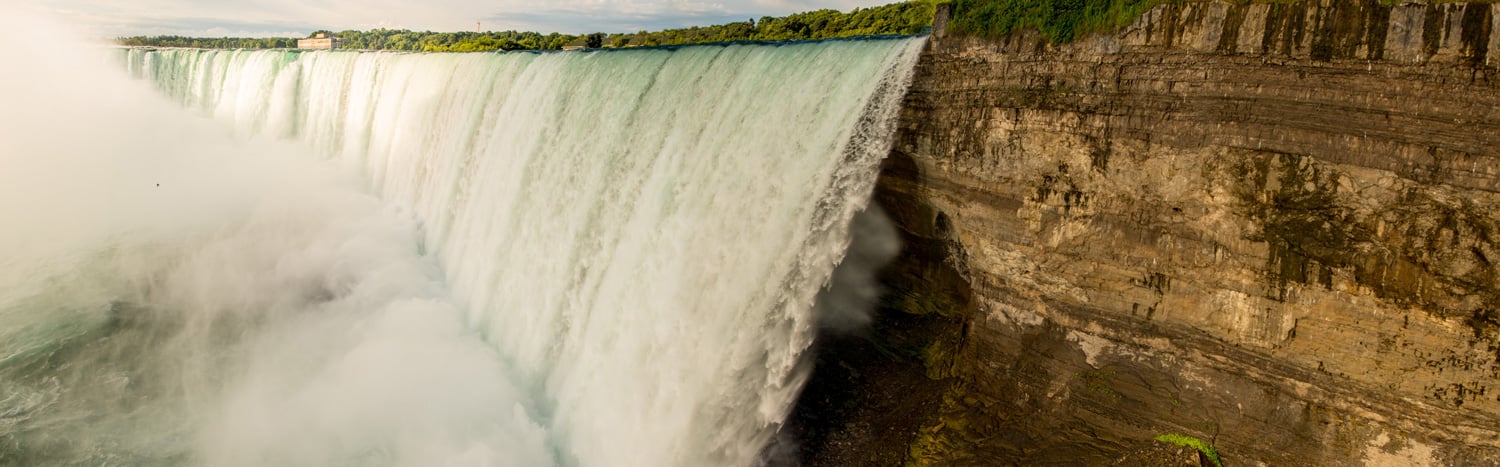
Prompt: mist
<box><xmin>0</xmin><ymin>12</ymin><xmax>554</xmax><ymax>466</ymax></box>
<box><xmin>3</xmin><ymin>6</ymin><xmax>927</xmax><ymax>463</ymax></box>
<box><xmin>813</xmin><ymin>205</ymin><xmax>901</xmax><ymax>334</ymax></box>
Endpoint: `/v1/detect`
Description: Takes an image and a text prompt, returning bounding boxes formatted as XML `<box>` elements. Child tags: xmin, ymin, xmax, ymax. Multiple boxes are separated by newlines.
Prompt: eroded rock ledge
<box><xmin>859</xmin><ymin>0</ymin><xmax>1500</xmax><ymax>464</ymax></box>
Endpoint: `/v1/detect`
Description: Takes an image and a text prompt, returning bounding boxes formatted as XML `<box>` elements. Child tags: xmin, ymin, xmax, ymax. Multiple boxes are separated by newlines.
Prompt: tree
<box><xmin>116</xmin><ymin>0</ymin><xmax>939</xmax><ymax>51</ymax></box>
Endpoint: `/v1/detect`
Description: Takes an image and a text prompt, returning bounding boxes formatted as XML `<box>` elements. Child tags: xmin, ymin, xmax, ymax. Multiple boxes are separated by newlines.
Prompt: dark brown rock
<box><xmin>1112</xmin><ymin>439</ymin><xmax>1206</xmax><ymax>467</ymax></box>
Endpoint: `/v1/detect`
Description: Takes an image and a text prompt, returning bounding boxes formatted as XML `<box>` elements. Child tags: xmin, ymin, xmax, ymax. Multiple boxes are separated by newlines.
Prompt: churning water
<box><xmin>0</xmin><ymin>12</ymin><xmax>923</xmax><ymax>466</ymax></box>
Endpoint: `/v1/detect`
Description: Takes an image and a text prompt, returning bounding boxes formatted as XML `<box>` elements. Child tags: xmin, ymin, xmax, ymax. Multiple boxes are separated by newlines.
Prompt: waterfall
<box><xmin>3</xmin><ymin>33</ymin><xmax>922</xmax><ymax>467</ymax></box>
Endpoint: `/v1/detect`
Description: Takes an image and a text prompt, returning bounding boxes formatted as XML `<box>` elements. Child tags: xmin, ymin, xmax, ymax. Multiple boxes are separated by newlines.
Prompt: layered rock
<box><xmin>871</xmin><ymin>0</ymin><xmax>1500</xmax><ymax>464</ymax></box>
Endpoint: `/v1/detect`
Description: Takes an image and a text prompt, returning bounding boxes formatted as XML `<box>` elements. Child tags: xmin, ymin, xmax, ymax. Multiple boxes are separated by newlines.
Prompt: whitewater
<box><xmin>0</xmin><ymin>11</ymin><xmax>923</xmax><ymax>467</ymax></box>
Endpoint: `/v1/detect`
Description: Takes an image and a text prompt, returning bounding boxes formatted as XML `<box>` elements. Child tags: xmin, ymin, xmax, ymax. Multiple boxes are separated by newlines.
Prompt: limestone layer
<box><xmin>875</xmin><ymin>1</ymin><xmax>1500</xmax><ymax>464</ymax></box>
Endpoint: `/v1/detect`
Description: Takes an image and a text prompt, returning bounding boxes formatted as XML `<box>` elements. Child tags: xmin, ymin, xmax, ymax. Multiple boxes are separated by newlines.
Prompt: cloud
<box><xmin>24</xmin><ymin>0</ymin><xmax>896</xmax><ymax>37</ymax></box>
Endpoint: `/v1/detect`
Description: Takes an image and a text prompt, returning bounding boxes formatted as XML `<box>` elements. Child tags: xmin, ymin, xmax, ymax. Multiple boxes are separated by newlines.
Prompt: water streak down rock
<box><xmin>874</xmin><ymin>0</ymin><xmax>1500</xmax><ymax>464</ymax></box>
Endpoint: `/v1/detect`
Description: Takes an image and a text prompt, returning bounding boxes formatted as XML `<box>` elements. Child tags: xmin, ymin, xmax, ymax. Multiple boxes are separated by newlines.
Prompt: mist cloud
<box><xmin>0</xmin><ymin>11</ymin><xmax>555</xmax><ymax>466</ymax></box>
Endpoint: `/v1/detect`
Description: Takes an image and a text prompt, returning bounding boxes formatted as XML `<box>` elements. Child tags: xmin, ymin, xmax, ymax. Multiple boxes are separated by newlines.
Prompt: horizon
<box><xmin>24</xmin><ymin>0</ymin><xmax>902</xmax><ymax>39</ymax></box>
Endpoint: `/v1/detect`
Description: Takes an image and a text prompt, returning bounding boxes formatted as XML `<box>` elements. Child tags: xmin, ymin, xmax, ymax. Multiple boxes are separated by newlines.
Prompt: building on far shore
<box><xmin>298</xmin><ymin>32</ymin><xmax>344</xmax><ymax>50</ymax></box>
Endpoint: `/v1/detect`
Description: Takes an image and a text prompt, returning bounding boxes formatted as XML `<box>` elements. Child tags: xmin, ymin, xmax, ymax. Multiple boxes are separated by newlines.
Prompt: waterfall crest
<box><xmin>108</xmin><ymin>39</ymin><xmax>920</xmax><ymax>465</ymax></box>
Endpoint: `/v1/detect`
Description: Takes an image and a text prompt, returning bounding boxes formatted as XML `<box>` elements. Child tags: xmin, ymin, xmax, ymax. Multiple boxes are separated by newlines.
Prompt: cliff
<box><xmin>854</xmin><ymin>0</ymin><xmax>1500</xmax><ymax>464</ymax></box>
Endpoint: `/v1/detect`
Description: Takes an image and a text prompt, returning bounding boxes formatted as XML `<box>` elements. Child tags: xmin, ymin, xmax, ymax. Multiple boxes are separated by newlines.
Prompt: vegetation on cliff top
<box><xmin>116</xmin><ymin>1</ymin><xmax>936</xmax><ymax>51</ymax></box>
<box><xmin>1153</xmin><ymin>433</ymin><xmax>1225</xmax><ymax>467</ymax></box>
<box><xmin>946</xmin><ymin>0</ymin><xmax>1167</xmax><ymax>43</ymax></box>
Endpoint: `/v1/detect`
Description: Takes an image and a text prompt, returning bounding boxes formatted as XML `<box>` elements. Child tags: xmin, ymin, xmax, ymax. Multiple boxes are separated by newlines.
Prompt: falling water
<box><xmin>1</xmin><ymin>16</ymin><xmax>924</xmax><ymax>466</ymax></box>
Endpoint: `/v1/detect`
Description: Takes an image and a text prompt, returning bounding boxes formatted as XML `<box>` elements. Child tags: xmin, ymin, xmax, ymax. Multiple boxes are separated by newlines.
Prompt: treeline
<box><xmin>116</xmin><ymin>36</ymin><xmax>297</xmax><ymax>48</ymax></box>
<box><xmin>327</xmin><ymin>30</ymin><xmax>573</xmax><ymax>51</ymax></box>
<box><xmin>115</xmin><ymin>0</ymin><xmax>936</xmax><ymax>52</ymax></box>
<box><xmin>946</xmin><ymin>0</ymin><xmax>1165</xmax><ymax>43</ymax></box>
<box><xmin>611</xmin><ymin>0</ymin><xmax>936</xmax><ymax>46</ymax></box>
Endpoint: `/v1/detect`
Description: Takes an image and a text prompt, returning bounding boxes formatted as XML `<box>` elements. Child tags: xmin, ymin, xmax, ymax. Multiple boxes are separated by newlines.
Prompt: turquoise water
<box><xmin>2</xmin><ymin>30</ymin><xmax>923</xmax><ymax>466</ymax></box>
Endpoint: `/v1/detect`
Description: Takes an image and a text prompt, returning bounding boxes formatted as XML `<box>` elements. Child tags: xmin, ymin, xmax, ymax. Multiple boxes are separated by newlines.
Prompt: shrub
<box><xmin>946</xmin><ymin>0</ymin><xmax>1169</xmax><ymax>43</ymax></box>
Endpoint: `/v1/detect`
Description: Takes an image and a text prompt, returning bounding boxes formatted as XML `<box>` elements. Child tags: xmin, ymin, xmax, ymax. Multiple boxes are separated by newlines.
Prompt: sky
<box><xmin>22</xmin><ymin>0</ymin><xmax>898</xmax><ymax>38</ymax></box>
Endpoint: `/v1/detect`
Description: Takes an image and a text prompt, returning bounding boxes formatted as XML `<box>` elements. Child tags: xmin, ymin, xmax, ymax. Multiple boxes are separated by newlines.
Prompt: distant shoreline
<box><xmin>115</xmin><ymin>32</ymin><xmax>928</xmax><ymax>55</ymax></box>
<box><xmin>115</xmin><ymin>1</ymin><xmax>937</xmax><ymax>52</ymax></box>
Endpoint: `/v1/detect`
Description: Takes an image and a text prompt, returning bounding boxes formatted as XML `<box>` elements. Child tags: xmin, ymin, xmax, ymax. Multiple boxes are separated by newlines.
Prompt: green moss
<box><xmin>906</xmin><ymin>388</ymin><xmax>986</xmax><ymax>465</ymax></box>
<box><xmin>945</xmin><ymin>0</ymin><xmax>1308</xmax><ymax>44</ymax></box>
<box><xmin>920</xmin><ymin>337</ymin><xmax>960</xmax><ymax>379</ymax></box>
<box><xmin>1078</xmin><ymin>370</ymin><xmax>1124</xmax><ymax>402</ymax></box>
<box><xmin>1153</xmin><ymin>433</ymin><xmax>1224</xmax><ymax>467</ymax></box>
<box><xmin>947</xmin><ymin>0</ymin><xmax>1171</xmax><ymax>43</ymax></box>
<box><xmin>894</xmin><ymin>290</ymin><xmax>957</xmax><ymax>315</ymax></box>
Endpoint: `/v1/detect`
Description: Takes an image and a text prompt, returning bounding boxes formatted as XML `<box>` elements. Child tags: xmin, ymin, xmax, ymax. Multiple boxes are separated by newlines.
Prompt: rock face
<box><xmin>871</xmin><ymin>0</ymin><xmax>1500</xmax><ymax>464</ymax></box>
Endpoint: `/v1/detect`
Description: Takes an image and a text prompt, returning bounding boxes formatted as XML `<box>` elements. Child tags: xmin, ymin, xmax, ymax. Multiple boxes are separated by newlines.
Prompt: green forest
<box><xmin>116</xmin><ymin>0</ymin><xmax>937</xmax><ymax>52</ymax></box>
<box><xmin>114</xmin><ymin>0</ymin><xmax>1190</xmax><ymax>51</ymax></box>
<box><xmin>946</xmin><ymin>0</ymin><xmax>1178</xmax><ymax>43</ymax></box>
<box><xmin>115</xmin><ymin>36</ymin><xmax>299</xmax><ymax>49</ymax></box>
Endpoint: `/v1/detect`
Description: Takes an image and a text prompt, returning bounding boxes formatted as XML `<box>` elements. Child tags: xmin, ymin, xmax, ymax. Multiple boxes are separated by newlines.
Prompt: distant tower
<box><xmin>477</xmin><ymin>22</ymin><xmax>481</xmax><ymax>33</ymax></box>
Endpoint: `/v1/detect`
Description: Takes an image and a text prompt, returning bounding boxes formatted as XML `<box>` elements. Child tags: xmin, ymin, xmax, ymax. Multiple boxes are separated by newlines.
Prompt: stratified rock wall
<box><xmin>877</xmin><ymin>0</ymin><xmax>1500</xmax><ymax>464</ymax></box>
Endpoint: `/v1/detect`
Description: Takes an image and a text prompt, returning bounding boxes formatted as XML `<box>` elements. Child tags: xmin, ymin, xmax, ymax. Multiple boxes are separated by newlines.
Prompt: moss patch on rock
<box><xmin>1153</xmin><ymin>433</ymin><xmax>1224</xmax><ymax>467</ymax></box>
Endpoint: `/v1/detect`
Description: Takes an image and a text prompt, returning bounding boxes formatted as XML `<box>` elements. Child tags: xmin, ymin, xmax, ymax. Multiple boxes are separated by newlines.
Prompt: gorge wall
<box><xmin>864</xmin><ymin>0</ymin><xmax>1500</xmax><ymax>464</ymax></box>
